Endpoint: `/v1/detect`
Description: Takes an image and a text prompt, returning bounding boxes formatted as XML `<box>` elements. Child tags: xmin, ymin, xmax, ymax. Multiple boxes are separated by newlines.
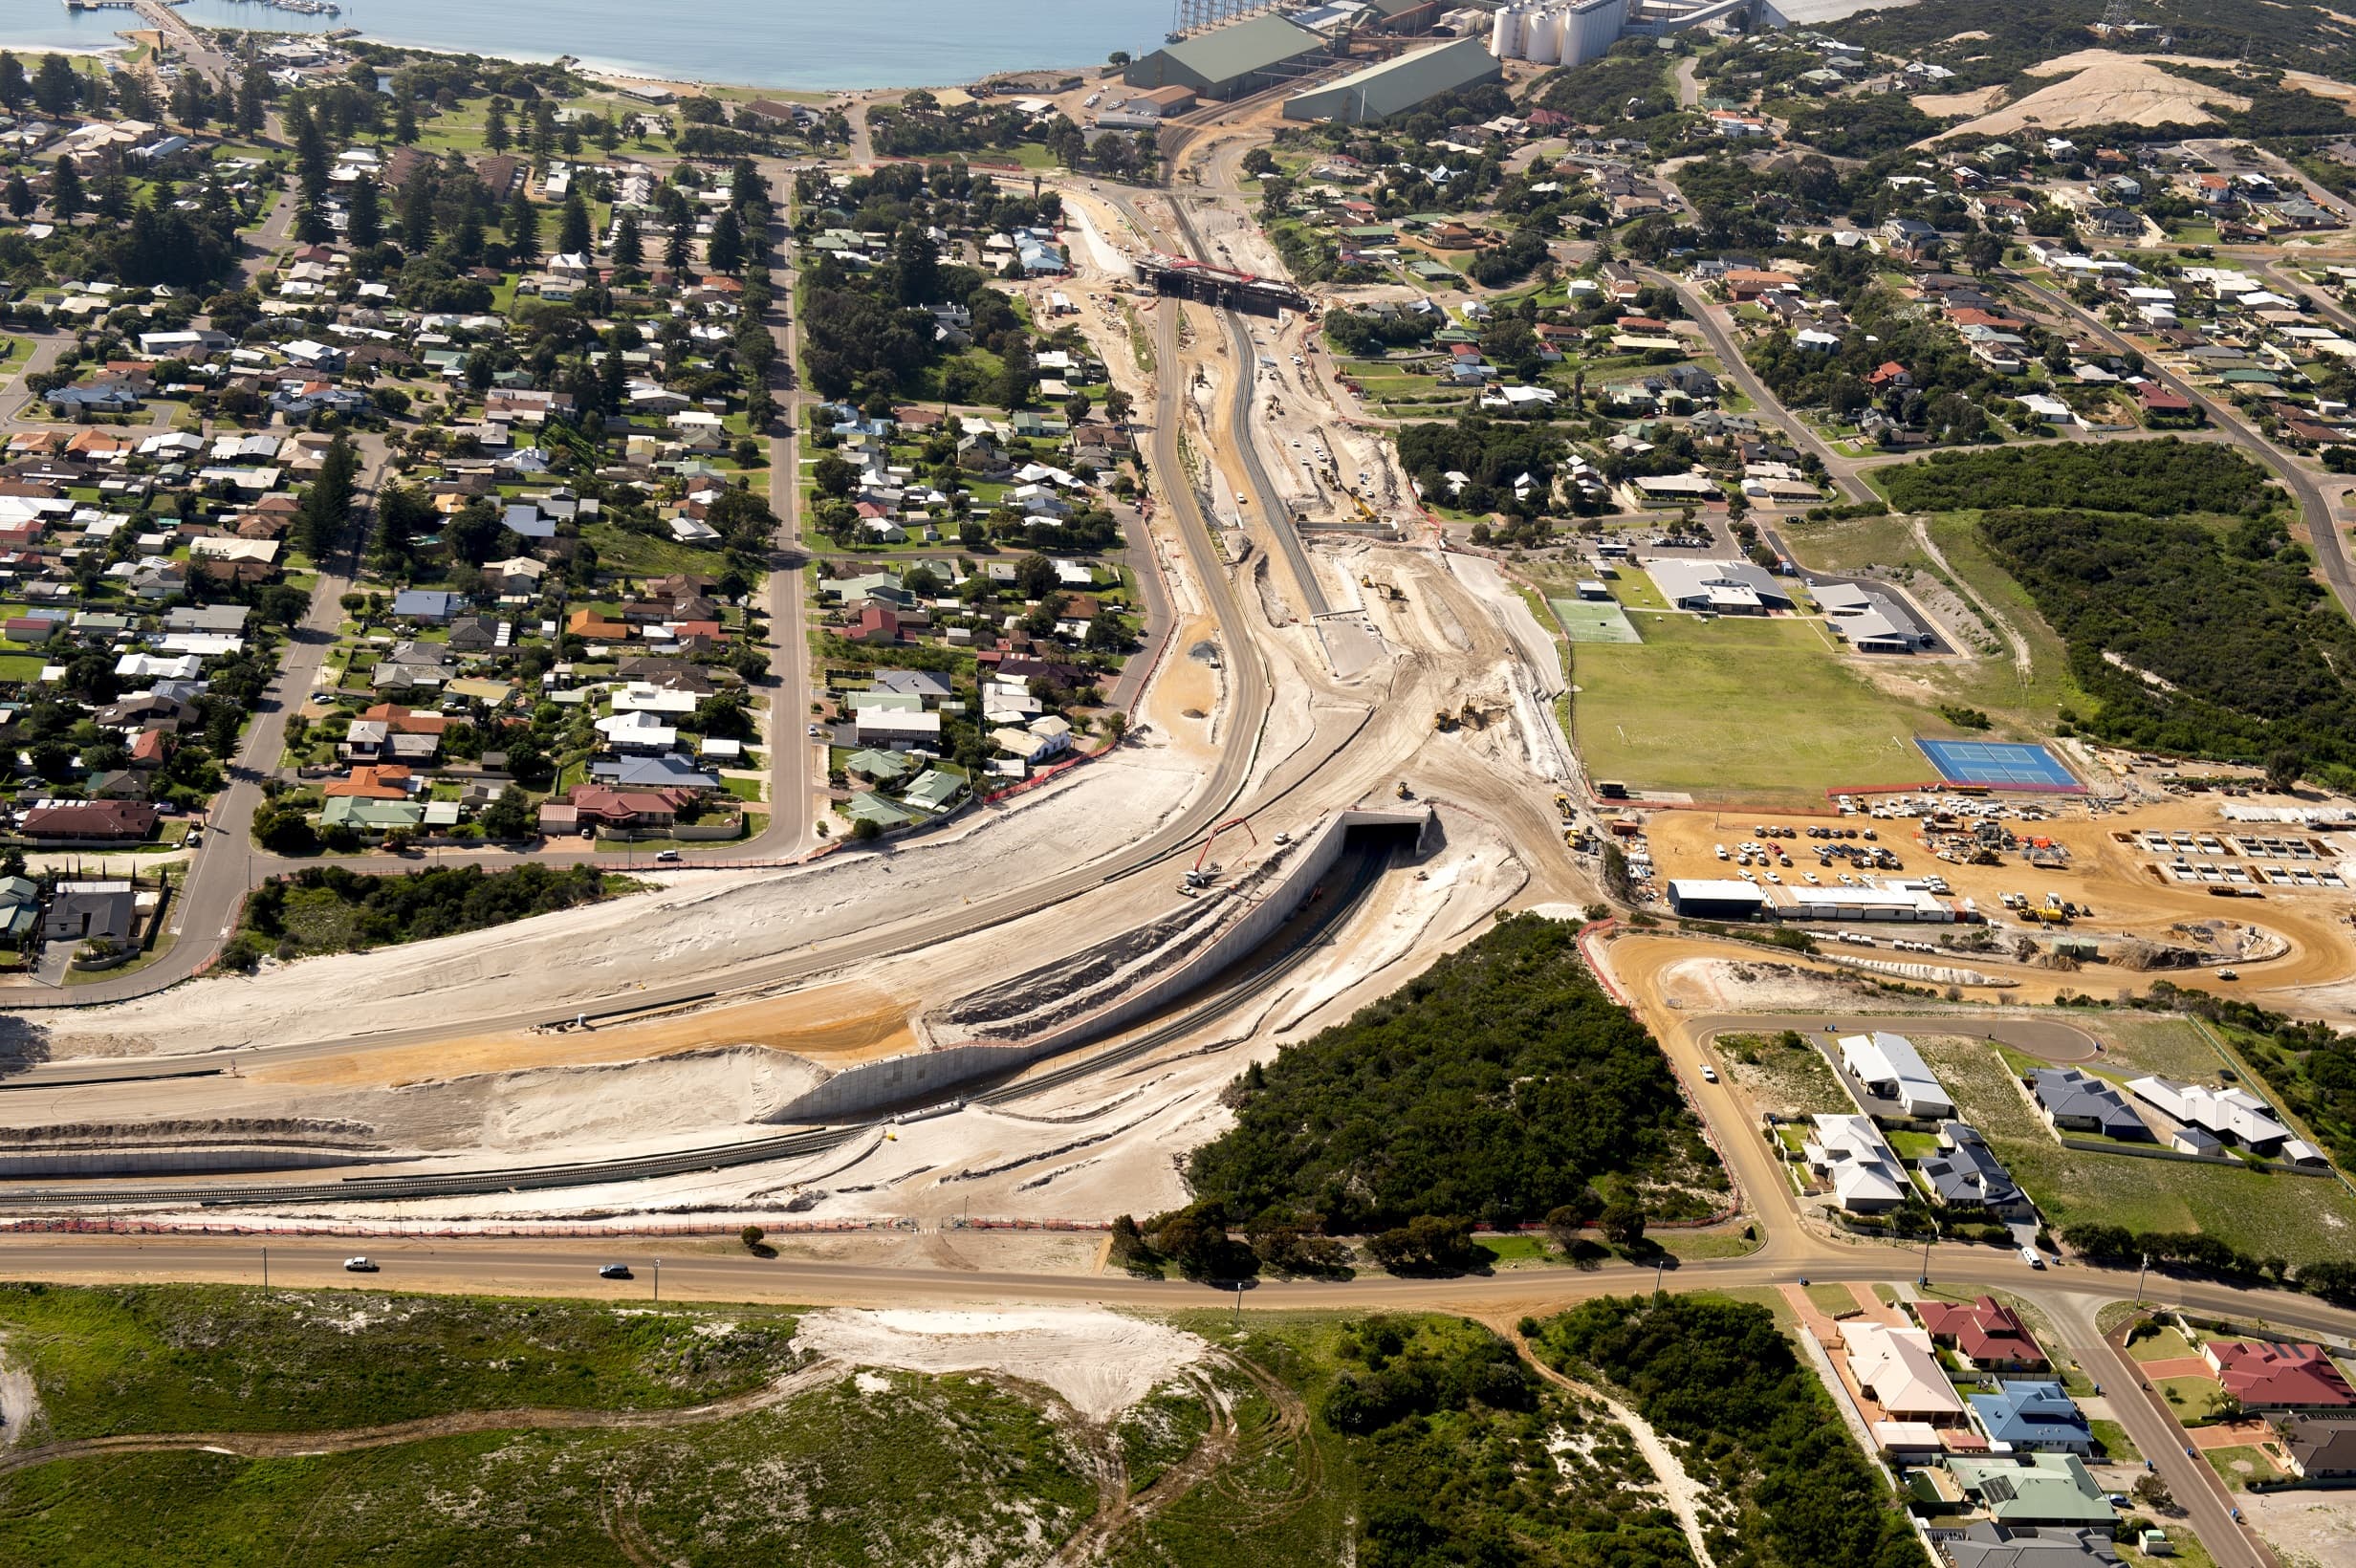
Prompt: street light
<box><xmin>2135</xmin><ymin>1252</ymin><xmax>2149</xmax><ymax>1307</ymax></box>
<box><xmin>652</xmin><ymin>1256</ymin><xmax>661</xmax><ymax>1306</ymax></box>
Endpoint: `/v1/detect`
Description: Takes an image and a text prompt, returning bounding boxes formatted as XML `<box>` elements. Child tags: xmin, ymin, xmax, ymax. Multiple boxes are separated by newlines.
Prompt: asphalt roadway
<box><xmin>0</xmin><ymin>1230</ymin><xmax>2334</xmax><ymax>1568</ymax></box>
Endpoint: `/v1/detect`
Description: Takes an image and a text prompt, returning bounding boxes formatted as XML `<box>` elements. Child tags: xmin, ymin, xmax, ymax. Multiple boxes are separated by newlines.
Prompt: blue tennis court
<box><xmin>1917</xmin><ymin>738</ymin><xmax>2082</xmax><ymax>792</ymax></box>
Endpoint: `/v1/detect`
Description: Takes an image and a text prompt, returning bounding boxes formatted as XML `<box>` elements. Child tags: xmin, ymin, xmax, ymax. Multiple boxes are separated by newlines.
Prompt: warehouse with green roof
<box><xmin>1280</xmin><ymin>35</ymin><xmax>1501</xmax><ymax>122</ymax></box>
<box><xmin>1123</xmin><ymin>13</ymin><xmax>1332</xmax><ymax>100</ymax></box>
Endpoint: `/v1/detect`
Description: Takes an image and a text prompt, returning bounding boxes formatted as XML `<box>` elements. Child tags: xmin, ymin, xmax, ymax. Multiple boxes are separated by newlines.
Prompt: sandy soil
<box><xmin>1626</xmin><ymin>797</ymin><xmax>2356</xmax><ymax>1016</ymax></box>
<box><xmin>253</xmin><ymin>980</ymin><xmax>914</xmax><ymax>1092</ymax></box>
<box><xmin>792</xmin><ymin>1307</ymin><xmax>1203</xmax><ymax>1421</ymax></box>
<box><xmin>1913</xmin><ymin>86</ymin><xmax>2007</xmax><ymax>120</ymax></box>
<box><xmin>2236</xmin><ymin>1486</ymin><xmax>2356</xmax><ymax>1568</ymax></box>
<box><xmin>1925</xmin><ymin>52</ymin><xmax>2248</xmax><ymax>142</ymax></box>
<box><xmin>28</xmin><ymin>748</ymin><xmax>1205</xmax><ymax>1060</ymax></box>
<box><xmin>0</xmin><ymin>1335</ymin><xmax>39</xmax><ymax>1449</ymax></box>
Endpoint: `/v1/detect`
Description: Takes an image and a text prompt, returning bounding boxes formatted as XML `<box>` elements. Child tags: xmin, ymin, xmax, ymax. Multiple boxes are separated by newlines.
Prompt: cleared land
<box><xmin>1911</xmin><ymin>1034</ymin><xmax>2356</xmax><ymax>1267</ymax></box>
<box><xmin>1927</xmin><ymin>51</ymin><xmax>2249</xmax><ymax>141</ymax></box>
<box><xmin>1571</xmin><ymin>612</ymin><xmax>1942</xmax><ymax>802</ymax></box>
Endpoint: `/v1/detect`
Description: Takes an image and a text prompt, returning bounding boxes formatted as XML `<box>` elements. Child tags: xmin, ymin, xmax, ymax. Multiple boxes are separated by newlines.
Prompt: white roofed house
<box><xmin>1839</xmin><ymin>1032</ymin><xmax>1953</xmax><ymax>1119</ymax></box>
<box><xmin>1803</xmin><ymin>1114</ymin><xmax>1909</xmax><ymax>1212</ymax></box>
<box><xmin>1844</xmin><ymin>1321</ymin><xmax>1968</xmax><ymax>1425</ymax></box>
<box><xmin>2125</xmin><ymin>1077</ymin><xmax>2292</xmax><ymax>1154</ymax></box>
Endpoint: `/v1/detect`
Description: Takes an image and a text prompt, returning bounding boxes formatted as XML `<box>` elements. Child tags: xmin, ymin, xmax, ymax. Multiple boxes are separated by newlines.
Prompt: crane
<box><xmin>1186</xmin><ymin>816</ymin><xmax>1257</xmax><ymax>887</ymax></box>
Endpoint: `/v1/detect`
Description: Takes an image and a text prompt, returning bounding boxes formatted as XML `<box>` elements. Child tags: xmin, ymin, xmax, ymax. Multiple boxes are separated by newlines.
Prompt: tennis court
<box><xmin>1917</xmin><ymin>738</ymin><xmax>2082</xmax><ymax>792</ymax></box>
<box><xmin>1546</xmin><ymin>598</ymin><xmax>1642</xmax><ymax>644</ymax></box>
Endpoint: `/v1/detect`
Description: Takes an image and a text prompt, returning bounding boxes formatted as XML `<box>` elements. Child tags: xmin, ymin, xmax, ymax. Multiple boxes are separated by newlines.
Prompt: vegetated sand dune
<box><xmin>793</xmin><ymin>1308</ymin><xmax>1204</xmax><ymax>1421</ymax></box>
<box><xmin>1925</xmin><ymin>51</ymin><xmax>2250</xmax><ymax>142</ymax></box>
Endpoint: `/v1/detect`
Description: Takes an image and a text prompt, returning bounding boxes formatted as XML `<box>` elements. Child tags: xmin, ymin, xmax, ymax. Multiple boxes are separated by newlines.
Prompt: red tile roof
<box><xmin>1913</xmin><ymin>1296</ymin><xmax>2046</xmax><ymax>1368</ymax></box>
<box><xmin>2207</xmin><ymin>1340</ymin><xmax>2356</xmax><ymax>1408</ymax></box>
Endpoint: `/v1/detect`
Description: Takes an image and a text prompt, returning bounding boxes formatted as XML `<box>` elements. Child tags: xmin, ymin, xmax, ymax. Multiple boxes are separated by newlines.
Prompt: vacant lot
<box><xmin>1913</xmin><ymin>1034</ymin><xmax>2356</xmax><ymax>1267</ymax></box>
<box><xmin>1572</xmin><ymin>612</ymin><xmax>1941</xmax><ymax>801</ymax></box>
<box><xmin>1716</xmin><ymin>1030</ymin><xmax>1854</xmax><ymax>1118</ymax></box>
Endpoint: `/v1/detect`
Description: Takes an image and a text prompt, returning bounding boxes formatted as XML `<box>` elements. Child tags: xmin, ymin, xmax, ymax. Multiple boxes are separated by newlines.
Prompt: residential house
<box><xmin>2202</xmin><ymin>1341</ymin><xmax>2356</xmax><ymax>1412</ymax></box>
<box><xmin>2029</xmin><ymin>1069</ymin><xmax>2149</xmax><ymax>1140</ymax></box>
<box><xmin>1943</xmin><ymin>1454</ymin><xmax>2116</xmax><ymax>1531</ymax></box>
<box><xmin>19</xmin><ymin>800</ymin><xmax>157</xmax><ymax>843</ymax></box>
<box><xmin>1802</xmin><ymin>1114</ymin><xmax>1908</xmax><ymax>1211</ymax></box>
<box><xmin>2280</xmin><ymin>1415</ymin><xmax>2356</xmax><ymax>1479</ymax></box>
<box><xmin>1916</xmin><ymin>1125</ymin><xmax>2036</xmax><ymax>1224</ymax></box>
<box><xmin>1916</xmin><ymin>1295</ymin><xmax>2048</xmax><ymax>1372</ymax></box>
<box><xmin>2124</xmin><ymin>1077</ymin><xmax>2291</xmax><ymax>1153</ymax></box>
<box><xmin>42</xmin><ymin>881</ymin><xmax>137</xmax><ymax>944</ymax></box>
<box><xmin>1845</xmin><ymin>1321</ymin><xmax>1968</xmax><ymax>1424</ymax></box>
<box><xmin>1970</xmin><ymin>1383</ymin><xmax>2093</xmax><ymax>1455</ymax></box>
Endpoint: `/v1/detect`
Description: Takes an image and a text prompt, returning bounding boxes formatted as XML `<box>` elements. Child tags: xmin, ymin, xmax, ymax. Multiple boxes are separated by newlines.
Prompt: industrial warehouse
<box><xmin>1282</xmin><ymin>34</ymin><xmax>1501</xmax><ymax>121</ymax></box>
<box><xmin>1123</xmin><ymin>12</ymin><xmax>1334</xmax><ymax>100</ymax></box>
<box><xmin>1666</xmin><ymin>878</ymin><xmax>1966</xmax><ymax>923</ymax></box>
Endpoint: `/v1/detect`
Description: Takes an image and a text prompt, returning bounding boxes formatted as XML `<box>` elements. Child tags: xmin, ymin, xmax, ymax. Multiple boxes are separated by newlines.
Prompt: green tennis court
<box><xmin>1547</xmin><ymin>599</ymin><xmax>1642</xmax><ymax>643</ymax></box>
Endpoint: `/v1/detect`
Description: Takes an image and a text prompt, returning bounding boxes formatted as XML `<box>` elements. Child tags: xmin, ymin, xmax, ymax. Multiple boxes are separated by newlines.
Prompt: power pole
<box><xmin>652</xmin><ymin>1256</ymin><xmax>662</xmax><ymax>1305</ymax></box>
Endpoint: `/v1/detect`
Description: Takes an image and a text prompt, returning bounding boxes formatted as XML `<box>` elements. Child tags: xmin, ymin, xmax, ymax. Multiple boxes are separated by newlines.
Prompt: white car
<box><xmin>1700</xmin><ymin>1064</ymin><xmax>1718</xmax><ymax>1083</ymax></box>
<box><xmin>343</xmin><ymin>1256</ymin><xmax>378</xmax><ymax>1273</ymax></box>
<box><xmin>2019</xmin><ymin>1247</ymin><xmax>2044</xmax><ymax>1270</ymax></box>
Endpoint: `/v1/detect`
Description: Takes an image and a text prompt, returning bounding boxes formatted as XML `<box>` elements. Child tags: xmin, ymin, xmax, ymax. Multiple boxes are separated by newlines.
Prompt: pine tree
<box><xmin>707</xmin><ymin>207</ymin><xmax>743</xmax><ymax>273</ymax></box>
<box><xmin>613</xmin><ymin>211</ymin><xmax>643</xmax><ymax>268</ymax></box>
<box><xmin>346</xmin><ymin>175</ymin><xmax>381</xmax><ymax>250</ymax></box>
<box><xmin>394</xmin><ymin>97</ymin><xmax>418</xmax><ymax>144</ymax></box>
<box><xmin>294</xmin><ymin>199</ymin><xmax>332</xmax><ymax>246</ymax></box>
<box><xmin>3</xmin><ymin>174</ymin><xmax>31</xmax><ymax>220</ymax></box>
<box><xmin>484</xmin><ymin>100</ymin><xmax>509</xmax><ymax>154</ymax></box>
<box><xmin>401</xmin><ymin>180</ymin><xmax>434</xmax><ymax>250</ymax></box>
<box><xmin>664</xmin><ymin>222</ymin><xmax>690</xmax><ymax>277</ymax></box>
<box><xmin>48</xmin><ymin>156</ymin><xmax>81</xmax><ymax>223</ymax></box>
<box><xmin>299</xmin><ymin>436</ymin><xmax>360</xmax><ymax>558</ymax></box>
<box><xmin>236</xmin><ymin>61</ymin><xmax>267</xmax><ymax>136</ymax></box>
<box><xmin>504</xmin><ymin>188</ymin><xmax>540</xmax><ymax>265</ymax></box>
<box><xmin>0</xmin><ymin>54</ymin><xmax>26</xmax><ymax>114</ymax></box>
<box><xmin>557</xmin><ymin>190</ymin><xmax>593</xmax><ymax>257</ymax></box>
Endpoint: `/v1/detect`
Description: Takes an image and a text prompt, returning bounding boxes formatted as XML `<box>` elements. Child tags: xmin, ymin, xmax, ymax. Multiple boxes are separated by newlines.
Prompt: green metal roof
<box><xmin>1148</xmin><ymin>14</ymin><xmax>1324</xmax><ymax>88</ymax></box>
<box><xmin>1281</xmin><ymin>36</ymin><xmax>1500</xmax><ymax>123</ymax></box>
<box><xmin>903</xmin><ymin>769</ymin><xmax>964</xmax><ymax>811</ymax></box>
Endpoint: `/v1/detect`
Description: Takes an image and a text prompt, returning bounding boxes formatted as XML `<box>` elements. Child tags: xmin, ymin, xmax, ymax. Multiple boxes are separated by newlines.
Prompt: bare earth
<box><xmin>791</xmin><ymin>1307</ymin><xmax>1204</xmax><ymax>1420</ymax></box>
<box><xmin>1923</xmin><ymin>51</ymin><xmax>2249</xmax><ymax>142</ymax></box>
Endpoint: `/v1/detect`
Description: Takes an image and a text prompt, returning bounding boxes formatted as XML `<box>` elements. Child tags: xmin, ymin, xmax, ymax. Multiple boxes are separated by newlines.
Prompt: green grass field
<box><xmin>1777</xmin><ymin>507</ymin><xmax>2096</xmax><ymax>735</ymax></box>
<box><xmin>1913</xmin><ymin>1034</ymin><xmax>2356</xmax><ymax>1268</ymax></box>
<box><xmin>1572</xmin><ymin>612</ymin><xmax>1943</xmax><ymax>802</ymax></box>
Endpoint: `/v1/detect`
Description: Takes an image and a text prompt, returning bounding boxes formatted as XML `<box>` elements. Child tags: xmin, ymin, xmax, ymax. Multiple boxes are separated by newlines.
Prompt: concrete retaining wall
<box><xmin>0</xmin><ymin>1145</ymin><xmax>392</xmax><ymax>1178</ymax></box>
<box><xmin>770</xmin><ymin>806</ymin><xmax>1432</xmax><ymax>1122</ymax></box>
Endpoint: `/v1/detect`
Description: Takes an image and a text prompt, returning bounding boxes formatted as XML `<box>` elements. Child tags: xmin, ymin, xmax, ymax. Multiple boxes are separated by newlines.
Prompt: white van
<box><xmin>2019</xmin><ymin>1247</ymin><xmax>2044</xmax><ymax>1270</ymax></box>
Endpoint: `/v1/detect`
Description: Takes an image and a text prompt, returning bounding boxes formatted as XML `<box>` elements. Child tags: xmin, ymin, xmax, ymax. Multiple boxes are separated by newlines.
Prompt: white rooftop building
<box><xmin>1839</xmin><ymin>1032</ymin><xmax>1954</xmax><ymax>1119</ymax></box>
<box><xmin>2125</xmin><ymin>1078</ymin><xmax>2291</xmax><ymax>1152</ymax></box>
<box><xmin>1802</xmin><ymin>1114</ymin><xmax>1909</xmax><ymax>1211</ymax></box>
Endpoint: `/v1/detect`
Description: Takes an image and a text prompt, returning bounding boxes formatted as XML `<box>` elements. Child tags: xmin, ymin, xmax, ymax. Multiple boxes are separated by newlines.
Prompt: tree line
<box><xmin>1884</xmin><ymin>438</ymin><xmax>2283</xmax><ymax>517</ymax></box>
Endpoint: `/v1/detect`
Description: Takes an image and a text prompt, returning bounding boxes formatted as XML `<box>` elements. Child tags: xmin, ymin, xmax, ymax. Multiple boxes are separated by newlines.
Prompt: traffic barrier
<box><xmin>0</xmin><ymin>1215</ymin><xmax>919</xmax><ymax>1237</ymax></box>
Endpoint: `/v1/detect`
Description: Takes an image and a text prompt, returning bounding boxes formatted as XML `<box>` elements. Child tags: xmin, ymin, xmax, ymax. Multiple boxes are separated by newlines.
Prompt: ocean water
<box><xmin>2</xmin><ymin>0</ymin><xmax>1173</xmax><ymax>90</ymax></box>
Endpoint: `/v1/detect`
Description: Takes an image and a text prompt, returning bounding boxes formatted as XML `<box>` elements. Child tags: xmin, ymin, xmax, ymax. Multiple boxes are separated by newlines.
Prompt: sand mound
<box><xmin>295</xmin><ymin>1045</ymin><xmax>827</xmax><ymax>1154</ymax></box>
<box><xmin>1927</xmin><ymin>51</ymin><xmax>2248</xmax><ymax>142</ymax></box>
<box><xmin>1914</xmin><ymin>86</ymin><xmax>2006</xmax><ymax>119</ymax></box>
<box><xmin>792</xmin><ymin>1307</ymin><xmax>1204</xmax><ymax>1421</ymax></box>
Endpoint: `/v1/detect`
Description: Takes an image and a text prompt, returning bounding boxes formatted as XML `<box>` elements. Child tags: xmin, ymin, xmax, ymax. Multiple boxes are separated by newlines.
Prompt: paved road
<box><xmin>2003</xmin><ymin>270</ymin><xmax>2356</xmax><ymax>626</ymax></box>
<box><xmin>1639</xmin><ymin>265</ymin><xmax>1876</xmax><ymax>506</ymax></box>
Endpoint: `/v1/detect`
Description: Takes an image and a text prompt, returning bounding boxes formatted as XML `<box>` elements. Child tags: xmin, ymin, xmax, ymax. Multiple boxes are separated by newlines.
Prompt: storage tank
<box><xmin>1524</xmin><ymin>5</ymin><xmax>1564</xmax><ymax>64</ymax></box>
<box><xmin>1491</xmin><ymin>4</ymin><xmax>1525</xmax><ymax>59</ymax></box>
